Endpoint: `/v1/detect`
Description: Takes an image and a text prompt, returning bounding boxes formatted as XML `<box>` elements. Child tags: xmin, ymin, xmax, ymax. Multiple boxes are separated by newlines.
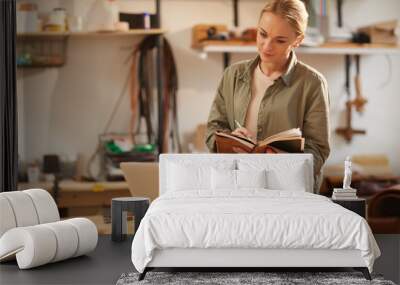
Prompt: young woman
<box><xmin>206</xmin><ymin>0</ymin><xmax>330</xmax><ymax>192</ymax></box>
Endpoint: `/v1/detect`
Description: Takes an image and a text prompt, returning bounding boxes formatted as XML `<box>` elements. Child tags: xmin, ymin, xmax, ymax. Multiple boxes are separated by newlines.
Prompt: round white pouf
<box><xmin>0</xmin><ymin>190</ymin><xmax>98</xmax><ymax>269</ymax></box>
<box><xmin>65</xmin><ymin>218</ymin><xmax>98</xmax><ymax>257</ymax></box>
<box><xmin>24</xmin><ymin>189</ymin><xmax>60</xmax><ymax>223</ymax></box>
<box><xmin>0</xmin><ymin>226</ymin><xmax>57</xmax><ymax>269</ymax></box>
<box><xmin>0</xmin><ymin>195</ymin><xmax>17</xmax><ymax>237</ymax></box>
<box><xmin>0</xmin><ymin>192</ymin><xmax>39</xmax><ymax>227</ymax></box>
<box><xmin>42</xmin><ymin>221</ymin><xmax>79</xmax><ymax>262</ymax></box>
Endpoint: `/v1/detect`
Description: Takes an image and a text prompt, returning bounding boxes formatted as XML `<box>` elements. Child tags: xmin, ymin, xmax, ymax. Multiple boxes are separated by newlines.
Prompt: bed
<box><xmin>131</xmin><ymin>154</ymin><xmax>380</xmax><ymax>281</ymax></box>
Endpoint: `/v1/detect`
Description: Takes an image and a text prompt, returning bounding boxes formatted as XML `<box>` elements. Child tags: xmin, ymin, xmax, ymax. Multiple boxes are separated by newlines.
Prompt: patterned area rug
<box><xmin>116</xmin><ymin>271</ymin><xmax>395</xmax><ymax>285</ymax></box>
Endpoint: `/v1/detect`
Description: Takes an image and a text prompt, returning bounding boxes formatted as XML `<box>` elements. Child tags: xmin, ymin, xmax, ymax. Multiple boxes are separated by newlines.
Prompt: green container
<box><xmin>133</xmin><ymin>144</ymin><xmax>156</xmax><ymax>153</ymax></box>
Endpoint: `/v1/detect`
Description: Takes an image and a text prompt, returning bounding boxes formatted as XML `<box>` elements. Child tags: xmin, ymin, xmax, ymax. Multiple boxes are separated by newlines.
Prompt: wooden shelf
<box><xmin>299</xmin><ymin>42</ymin><xmax>400</xmax><ymax>55</ymax></box>
<box><xmin>17</xmin><ymin>29</ymin><xmax>165</xmax><ymax>39</ymax></box>
<box><xmin>16</xmin><ymin>29</ymin><xmax>165</xmax><ymax>68</ymax></box>
<box><xmin>17</xmin><ymin>63</ymin><xmax>64</xmax><ymax>68</ymax></box>
<box><xmin>196</xmin><ymin>40</ymin><xmax>400</xmax><ymax>55</ymax></box>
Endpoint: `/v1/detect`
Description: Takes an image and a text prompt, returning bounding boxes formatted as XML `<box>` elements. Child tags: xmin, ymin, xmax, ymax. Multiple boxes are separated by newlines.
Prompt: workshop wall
<box><xmin>17</xmin><ymin>0</ymin><xmax>400</xmax><ymax>174</ymax></box>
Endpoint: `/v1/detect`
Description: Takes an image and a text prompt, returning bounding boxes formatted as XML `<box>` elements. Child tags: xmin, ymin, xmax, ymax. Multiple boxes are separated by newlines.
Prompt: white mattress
<box><xmin>131</xmin><ymin>190</ymin><xmax>380</xmax><ymax>273</ymax></box>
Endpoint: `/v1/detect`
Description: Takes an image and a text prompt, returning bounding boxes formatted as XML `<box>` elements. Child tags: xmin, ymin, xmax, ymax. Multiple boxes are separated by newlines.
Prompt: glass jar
<box><xmin>48</xmin><ymin>8</ymin><xmax>67</xmax><ymax>32</ymax></box>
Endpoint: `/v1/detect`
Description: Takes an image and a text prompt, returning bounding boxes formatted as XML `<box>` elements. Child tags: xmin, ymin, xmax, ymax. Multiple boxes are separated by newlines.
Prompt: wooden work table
<box><xmin>18</xmin><ymin>180</ymin><xmax>131</xmax><ymax>216</ymax></box>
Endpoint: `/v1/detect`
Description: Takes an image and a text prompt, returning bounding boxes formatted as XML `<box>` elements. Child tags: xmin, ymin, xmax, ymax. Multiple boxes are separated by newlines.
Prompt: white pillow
<box><xmin>266</xmin><ymin>167</ymin><xmax>306</xmax><ymax>191</ymax></box>
<box><xmin>238</xmin><ymin>159</ymin><xmax>308</xmax><ymax>191</ymax></box>
<box><xmin>211</xmin><ymin>168</ymin><xmax>267</xmax><ymax>190</ymax></box>
<box><xmin>237</xmin><ymin>169</ymin><xmax>267</xmax><ymax>188</ymax></box>
<box><xmin>167</xmin><ymin>163</ymin><xmax>209</xmax><ymax>191</ymax></box>
<box><xmin>167</xmin><ymin>160</ymin><xmax>235</xmax><ymax>191</ymax></box>
<box><xmin>211</xmin><ymin>168</ymin><xmax>236</xmax><ymax>190</ymax></box>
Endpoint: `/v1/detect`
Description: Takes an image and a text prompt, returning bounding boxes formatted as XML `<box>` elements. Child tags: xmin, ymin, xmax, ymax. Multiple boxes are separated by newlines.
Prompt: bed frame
<box><xmin>137</xmin><ymin>154</ymin><xmax>372</xmax><ymax>281</ymax></box>
<box><xmin>139</xmin><ymin>248</ymin><xmax>371</xmax><ymax>280</ymax></box>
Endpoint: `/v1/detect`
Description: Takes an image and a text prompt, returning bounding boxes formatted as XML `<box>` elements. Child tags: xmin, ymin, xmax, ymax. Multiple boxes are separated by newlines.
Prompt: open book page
<box><xmin>268</xmin><ymin>138</ymin><xmax>304</xmax><ymax>153</ymax></box>
<box><xmin>256</xmin><ymin>128</ymin><xmax>304</xmax><ymax>153</ymax></box>
<box><xmin>258</xmin><ymin>128</ymin><xmax>302</xmax><ymax>145</ymax></box>
<box><xmin>215</xmin><ymin>128</ymin><xmax>304</xmax><ymax>153</ymax></box>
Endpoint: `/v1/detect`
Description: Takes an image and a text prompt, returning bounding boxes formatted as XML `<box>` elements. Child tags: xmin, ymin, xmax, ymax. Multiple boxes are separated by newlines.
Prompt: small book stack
<box><xmin>332</xmin><ymin>188</ymin><xmax>358</xmax><ymax>200</ymax></box>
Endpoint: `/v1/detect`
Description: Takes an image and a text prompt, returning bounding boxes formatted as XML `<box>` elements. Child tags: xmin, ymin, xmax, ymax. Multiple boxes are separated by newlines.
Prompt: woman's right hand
<box><xmin>232</xmin><ymin>127</ymin><xmax>255</xmax><ymax>142</ymax></box>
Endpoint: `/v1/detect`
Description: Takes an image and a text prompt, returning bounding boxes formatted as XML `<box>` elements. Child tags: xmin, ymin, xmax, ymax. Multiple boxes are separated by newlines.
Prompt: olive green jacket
<box><xmin>205</xmin><ymin>53</ymin><xmax>330</xmax><ymax>192</ymax></box>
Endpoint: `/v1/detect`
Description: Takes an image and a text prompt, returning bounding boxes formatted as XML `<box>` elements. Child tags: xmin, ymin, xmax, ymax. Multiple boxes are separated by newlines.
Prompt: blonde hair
<box><xmin>259</xmin><ymin>0</ymin><xmax>309</xmax><ymax>36</ymax></box>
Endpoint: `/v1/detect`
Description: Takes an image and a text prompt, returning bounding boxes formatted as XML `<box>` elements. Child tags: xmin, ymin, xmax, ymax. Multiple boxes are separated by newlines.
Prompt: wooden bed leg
<box><xmin>138</xmin><ymin>268</ymin><xmax>148</xmax><ymax>281</ymax></box>
<box><xmin>354</xmin><ymin>267</ymin><xmax>371</xmax><ymax>280</ymax></box>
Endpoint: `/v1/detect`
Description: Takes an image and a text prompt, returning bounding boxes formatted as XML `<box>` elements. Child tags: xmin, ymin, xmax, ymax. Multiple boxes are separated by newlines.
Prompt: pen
<box><xmin>234</xmin><ymin>120</ymin><xmax>254</xmax><ymax>141</ymax></box>
<box><xmin>235</xmin><ymin>120</ymin><xmax>243</xmax><ymax>129</ymax></box>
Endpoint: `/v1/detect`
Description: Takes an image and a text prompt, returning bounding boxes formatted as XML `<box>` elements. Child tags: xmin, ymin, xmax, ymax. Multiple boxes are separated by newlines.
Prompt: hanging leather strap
<box><xmin>130</xmin><ymin>36</ymin><xmax>181</xmax><ymax>153</ymax></box>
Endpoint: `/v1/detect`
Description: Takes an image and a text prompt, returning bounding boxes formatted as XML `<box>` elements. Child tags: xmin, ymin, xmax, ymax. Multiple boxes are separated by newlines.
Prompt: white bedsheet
<box><xmin>131</xmin><ymin>190</ymin><xmax>380</xmax><ymax>273</ymax></box>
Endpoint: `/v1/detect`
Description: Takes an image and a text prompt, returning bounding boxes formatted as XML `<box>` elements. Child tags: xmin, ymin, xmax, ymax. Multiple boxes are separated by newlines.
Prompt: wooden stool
<box><xmin>111</xmin><ymin>197</ymin><xmax>149</xmax><ymax>242</ymax></box>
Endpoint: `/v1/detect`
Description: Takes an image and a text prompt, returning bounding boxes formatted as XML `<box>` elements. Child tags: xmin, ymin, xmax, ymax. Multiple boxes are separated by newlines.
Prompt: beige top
<box><xmin>244</xmin><ymin>63</ymin><xmax>274</xmax><ymax>137</ymax></box>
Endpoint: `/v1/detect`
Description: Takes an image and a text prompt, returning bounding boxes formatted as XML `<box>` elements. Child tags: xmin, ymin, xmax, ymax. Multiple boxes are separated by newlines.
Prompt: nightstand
<box><xmin>111</xmin><ymin>197</ymin><xmax>150</xmax><ymax>242</ymax></box>
<box><xmin>331</xmin><ymin>197</ymin><xmax>366</xmax><ymax>218</ymax></box>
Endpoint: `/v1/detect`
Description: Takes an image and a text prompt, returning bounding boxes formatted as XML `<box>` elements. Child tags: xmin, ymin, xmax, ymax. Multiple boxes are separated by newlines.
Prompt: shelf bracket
<box><xmin>337</xmin><ymin>0</ymin><xmax>343</xmax><ymax>27</ymax></box>
<box><xmin>155</xmin><ymin>0</ymin><xmax>161</xmax><ymax>28</ymax></box>
<box><xmin>233</xmin><ymin>0</ymin><xmax>239</xmax><ymax>27</ymax></box>
<box><xmin>223</xmin><ymin>52</ymin><xmax>231</xmax><ymax>69</ymax></box>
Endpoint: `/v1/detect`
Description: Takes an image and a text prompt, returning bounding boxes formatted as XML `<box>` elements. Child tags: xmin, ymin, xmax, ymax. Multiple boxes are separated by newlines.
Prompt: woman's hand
<box><xmin>232</xmin><ymin>127</ymin><xmax>255</xmax><ymax>142</ymax></box>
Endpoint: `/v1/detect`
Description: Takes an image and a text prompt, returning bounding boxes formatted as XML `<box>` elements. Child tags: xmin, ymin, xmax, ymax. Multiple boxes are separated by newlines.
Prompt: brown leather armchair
<box><xmin>368</xmin><ymin>189</ymin><xmax>400</xmax><ymax>233</ymax></box>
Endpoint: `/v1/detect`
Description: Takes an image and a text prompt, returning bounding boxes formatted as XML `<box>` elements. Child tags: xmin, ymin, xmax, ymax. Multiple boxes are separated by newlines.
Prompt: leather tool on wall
<box><xmin>130</xmin><ymin>36</ymin><xmax>182</xmax><ymax>153</ymax></box>
<box><xmin>336</xmin><ymin>55</ymin><xmax>366</xmax><ymax>142</ymax></box>
<box><xmin>351</xmin><ymin>54</ymin><xmax>368</xmax><ymax>113</ymax></box>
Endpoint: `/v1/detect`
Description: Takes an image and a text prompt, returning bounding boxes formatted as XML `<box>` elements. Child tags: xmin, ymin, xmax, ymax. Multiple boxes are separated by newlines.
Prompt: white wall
<box><xmin>17</xmin><ymin>0</ymin><xmax>400</xmax><ymax>175</ymax></box>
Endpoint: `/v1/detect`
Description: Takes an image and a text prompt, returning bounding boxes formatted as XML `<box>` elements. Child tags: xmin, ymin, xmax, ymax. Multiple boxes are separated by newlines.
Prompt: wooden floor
<box><xmin>0</xmin><ymin>235</ymin><xmax>398</xmax><ymax>285</ymax></box>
